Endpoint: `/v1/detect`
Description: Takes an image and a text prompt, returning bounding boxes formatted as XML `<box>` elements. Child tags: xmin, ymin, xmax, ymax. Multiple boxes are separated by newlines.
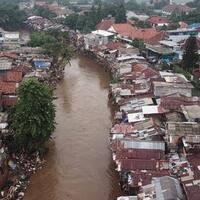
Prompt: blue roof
<box><xmin>188</xmin><ymin>23</ymin><xmax>200</xmax><ymax>29</ymax></box>
<box><xmin>33</xmin><ymin>61</ymin><xmax>51</xmax><ymax>69</ymax></box>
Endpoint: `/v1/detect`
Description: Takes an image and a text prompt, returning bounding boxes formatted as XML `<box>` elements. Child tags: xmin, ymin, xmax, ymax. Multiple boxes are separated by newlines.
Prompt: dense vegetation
<box><xmin>187</xmin><ymin>0</ymin><xmax>200</xmax><ymax>10</ymax></box>
<box><xmin>0</xmin><ymin>0</ymin><xmax>21</xmax><ymax>4</ymax></box>
<box><xmin>153</xmin><ymin>0</ymin><xmax>169</xmax><ymax>9</ymax></box>
<box><xmin>131</xmin><ymin>39</ymin><xmax>145</xmax><ymax>51</ymax></box>
<box><xmin>134</xmin><ymin>20</ymin><xmax>152</xmax><ymax>28</ymax></box>
<box><xmin>125</xmin><ymin>0</ymin><xmax>154</xmax><ymax>15</ymax></box>
<box><xmin>10</xmin><ymin>78</ymin><xmax>56</xmax><ymax>152</ymax></box>
<box><xmin>32</xmin><ymin>5</ymin><xmax>57</xmax><ymax>19</ymax></box>
<box><xmin>29</xmin><ymin>29</ymin><xmax>72</xmax><ymax>64</ymax></box>
<box><xmin>63</xmin><ymin>1</ymin><xmax>126</xmax><ymax>33</ymax></box>
<box><xmin>182</xmin><ymin>35</ymin><xmax>199</xmax><ymax>71</ymax></box>
<box><xmin>170</xmin><ymin>10</ymin><xmax>200</xmax><ymax>25</ymax></box>
<box><xmin>0</xmin><ymin>4</ymin><xmax>27</xmax><ymax>31</ymax></box>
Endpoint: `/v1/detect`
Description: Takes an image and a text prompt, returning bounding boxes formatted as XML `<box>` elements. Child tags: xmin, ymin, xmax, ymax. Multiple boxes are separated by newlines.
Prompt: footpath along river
<box><xmin>24</xmin><ymin>55</ymin><xmax>121</xmax><ymax>200</ymax></box>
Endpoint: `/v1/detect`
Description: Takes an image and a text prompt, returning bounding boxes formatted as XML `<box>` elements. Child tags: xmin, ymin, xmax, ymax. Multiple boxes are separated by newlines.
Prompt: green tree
<box><xmin>0</xmin><ymin>4</ymin><xmax>27</xmax><ymax>31</ymax></box>
<box><xmin>32</xmin><ymin>6</ymin><xmax>56</xmax><ymax>19</ymax></box>
<box><xmin>0</xmin><ymin>0</ymin><xmax>21</xmax><ymax>5</ymax></box>
<box><xmin>170</xmin><ymin>10</ymin><xmax>200</xmax><ymax>24</ymax></box>
<box><xmin>28</xmin><ymin>32</ymin><xmax>57</xmax><ymax>47</ymax></box>
<box><xmin>131</xmin><ymin>39</ymin><xmax>145</xmax><ymax>51</ymax></box>
<box><xmin>58</xmin><ymin>0</ymin><xmax>70</xmax><ymax>6</ymax></box>
<box><xmin>44</xmin><ymin>0</ymin><xmax>54</xmax><ymax>3</ymax></box>
<box><xmin>154</xmin><ymin>0</ymin><xmax>169</xmax><ymax>9</ymax></box>
<box><xmin>182</xmin><ymin>35</ymin><xmax>199</xmax><ymax>71</ymax></box>
<box><xmin>44</xmin><ymin>29</ymin><xmax>72</xmax><ymax>64</ymax></box>
<box><xmin>115</xmin><ymin>2</ymin><xmax>127</xmax><ymax>23</ymax></box>
<box><xmin>93</xmin><ymin>0</ymin><xmax>102</xmax><ymax>5</ymax></box>
<box><xmin>96</xmin><ymin>3</ymin><xmax>103</xmax><ymax>22</ymax></box>
<box><xmin>10</xmin><ymin>78</ymin><xmax>56</xmax><ymax>152</ymax></box>
<box><xmin>64</xmin><ymin>13</ymin><xmax>79</xmax><ymax>30</ymax></box>
<box><xmin>125</xmin><ymin>0</ymin><xmax>154</xmax><ymax>15</ymax></box>
<box><xmin>135</xmin><ymin>20</ymin><xmax>152</xmax><ymax>28</ymax></box>
<box><xmin>187</xmin><ymin>0</ymin><xmax>200</xmax><ymax>10</ymax></box>
<box><xmin>29</xmin><ymin>30</ymin><xmax>72</xmax><ymax>65</ymax></box>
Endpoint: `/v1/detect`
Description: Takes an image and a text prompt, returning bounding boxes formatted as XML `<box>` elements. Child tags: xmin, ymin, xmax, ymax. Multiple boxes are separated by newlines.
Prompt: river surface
<box><xmin>24</xmin><ymin>55</ymin><xmax>121</xmax><ymax>200</ymax></box>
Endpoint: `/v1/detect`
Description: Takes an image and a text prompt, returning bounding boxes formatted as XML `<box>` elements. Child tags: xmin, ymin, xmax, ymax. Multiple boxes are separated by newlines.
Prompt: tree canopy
<box><xmin>0</xmin><ymin>4</ymin><xmax>27</xmax><ymax>31</ymax></box>
<box><xmin>182</xmin><ymin>35</ymin><xmax>199</xmax><ymax>71</ymax></box>
<box><xmin>131</xmin><ymin>39</ymin><xmax>145</xmax><ymax>51</ymax></box>
<box><xmin>125</xmin><ymin>0</ymin><xmax>154</xmax><ymax>15</ymax></box>
<box><xmin>170</xmin><ymin>10</ymin><xmax>200</xmax><ymax>25</ymax></box>
<box><xmin>32</xmin><ymin>5</ymin><xmax>56</xmax><ymax>19</ymax></box>
<box><xmin>63</xmin><ymin>1</ymin><xmax>127</xmax><ymax>33</ymax></box>
<box><xmin>10</xmin><ymin>78</ymin><xmax>56</xmax><ymax>152</ymax></box>
<box><xmin>115</xmin><ymin>3</ymin><xmax>126</xmax><ymax>23</ymax></box>
<box><xmin>29</xmin><ymin>30</ymin><xmax>73</xmax><ymax>64</ymax></box>
<box><xmin>187</xmin><ymin>0</ymin><xmax>200</xmax><ymax>10</ymax></box>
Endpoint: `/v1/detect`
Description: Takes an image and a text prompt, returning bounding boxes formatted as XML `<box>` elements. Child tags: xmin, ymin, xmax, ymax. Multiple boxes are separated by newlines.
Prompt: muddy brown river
<box><xmin>24</xmin><ymin>55</ymin><xmax>121</xmax><ymax>200</ymax></box>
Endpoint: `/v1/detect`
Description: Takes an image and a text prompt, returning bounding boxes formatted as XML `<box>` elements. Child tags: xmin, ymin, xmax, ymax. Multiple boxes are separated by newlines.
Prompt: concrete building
<box><xmin>84</xmin><ymin>30</ymin><xmax>114</xmax><ymax>50</ymax></box>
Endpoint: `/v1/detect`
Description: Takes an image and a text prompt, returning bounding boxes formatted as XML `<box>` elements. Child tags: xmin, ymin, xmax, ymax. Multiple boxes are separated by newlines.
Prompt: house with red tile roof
<box><xmin>0</xmin><ymin>52</ymin><xmax>18</xmax><ymax>60</ymax></box>
<box><xmin>108</xmin><ymin>23</ymin><xmax>165</xmax><ymax>44</ymax></box>
<box><xmin>108</xmin><ymin>23</ymin><xmax>136</xmax><ymax>38</ymax></box>
<box><xmin>96</xmin><ymin>19</ymin><xmax>115</xmax><ymax>31</ymax></box>
<box><xmin>0</xmin><ymin>82</ymin><xmax>17</xmax><ymax>95</ymax></box>
<box><xmin>131</xmin><ymin>28</ymin><xmax>165</xmax><ymax>44</ymax></box>
<box><xmin>3</xmin><ymin>71</ymin><xmax>23</xmax><ymax>83</ymax></box>
<box><xmin>0</xmin><ymin>65</ymin><xmax>30</xmax><ymax>109</ymax></box>
<box><xmin>147</xmin><ymin>16</ymin><xmax>169</xmax><ymax>27</ymax></box>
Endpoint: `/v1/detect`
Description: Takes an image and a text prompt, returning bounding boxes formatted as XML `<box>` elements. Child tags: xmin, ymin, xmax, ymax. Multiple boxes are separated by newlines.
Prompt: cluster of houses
<box><xmin>25</xmin><ymin>14</ymin><xmax>70</xmax><ymax>31</ymax></box>
<box><xmin>109</xmin><ymin>63</ymin><xmax>200</xmax><ymax>200</ymax></box>
<box><xmin>73</xmin><ymin>4</ymin><xmax>200</xmax><ymax>199</ymax></box>
<box><xmin>0</xmin><ymin>28</ymin><xmax>59</xmax><ymax>108</ymax></box>
<box><xmin>34</xmin><ymin>1</ymin><xmax>74</xmax><ymax>18</ymax></box>
<box><xmin>81</xmin><ymin>11</ymin><xmax>200</xmax><ymax>64</ymax></box>
<box><xmin>0</xmin><ymin>0</ymin><xmax>200</xmax><ymax>198</ymax></box>
<box><xmin>0</xmin><ymin>29</ymin><xmax>58</xmax><ymax>194</ymax></box>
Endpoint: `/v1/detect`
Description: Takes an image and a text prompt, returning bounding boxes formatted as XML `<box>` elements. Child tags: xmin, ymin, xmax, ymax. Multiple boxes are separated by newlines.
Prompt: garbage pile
<box><xmin>0</xmin><ymin>151</ymin><xmax>45</xmax><ymax>200</ymax></box>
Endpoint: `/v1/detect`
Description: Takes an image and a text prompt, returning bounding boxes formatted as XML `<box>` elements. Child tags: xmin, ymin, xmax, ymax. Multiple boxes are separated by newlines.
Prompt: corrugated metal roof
<box><xmin>92</xmin><ymin>30</ymin><xmax>114</xmax><ymax>37</ymax></box>
<box><xmin>117</xmin><ymin>196</ymin><xmax>137</xmax><ymax>200</ymax></box>
<box><xmin>123</xmin><ymin>140</ymin><xmax>165</xmax><ymax>151</ymax></box>
<box><xmin>121</xmin><ymin>159</ymin><xmax>157</xmax><ymax>170</ymax></box>
<box><xmin>116</xmin><ymin>148</ymin><xmax>164</xmax><ymax>160</ymax></box>
<box><xmin>153</xmin><ymin>176</ymin><xmax>185</xmax><ymax>200</ymax></box>
<box><xmin>167</xmin><ymin>122</ymin><xmax>200</xmax><ymax>136</ymax></box>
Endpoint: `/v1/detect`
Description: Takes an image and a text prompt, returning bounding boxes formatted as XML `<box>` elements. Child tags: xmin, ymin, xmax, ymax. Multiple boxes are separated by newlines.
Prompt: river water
<box><xmin>24</xmin><ymin>55</ymin><xmax>121</xmax><ymax>200</ymax></box>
